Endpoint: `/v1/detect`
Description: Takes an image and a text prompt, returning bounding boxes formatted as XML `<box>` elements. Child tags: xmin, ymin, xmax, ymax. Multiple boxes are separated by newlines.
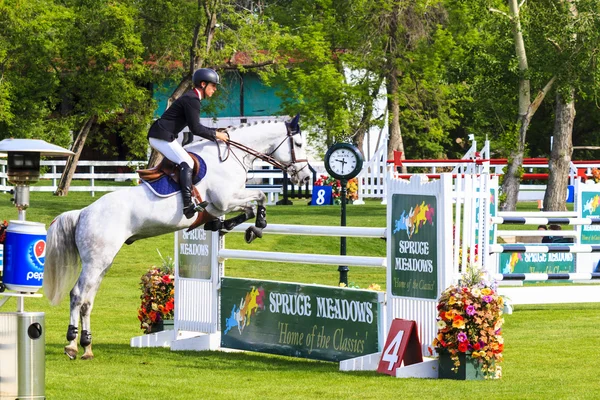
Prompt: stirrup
<box><xmin>183</xmin><ymin>200</ymin><xmax>209</xmax><ymax>219</ymax></box>
<box><xmin>194</xmin><ymin>200</ymin><xmax>209</xmax><ymax>213</ymax></box>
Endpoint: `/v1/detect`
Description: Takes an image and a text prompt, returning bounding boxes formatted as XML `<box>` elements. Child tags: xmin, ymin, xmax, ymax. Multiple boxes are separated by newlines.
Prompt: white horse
<box><xmin>43</xmin><ymin>114</ymin><xmax>310</xmax><ymax>360</ymax></box>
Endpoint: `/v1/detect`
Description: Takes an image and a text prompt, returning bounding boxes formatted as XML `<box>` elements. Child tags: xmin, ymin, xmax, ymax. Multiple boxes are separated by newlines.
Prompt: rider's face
<box><xmin>204</xmin><ymin>82</ymin><xmax>218</xmax><ymax>98</ymax></box>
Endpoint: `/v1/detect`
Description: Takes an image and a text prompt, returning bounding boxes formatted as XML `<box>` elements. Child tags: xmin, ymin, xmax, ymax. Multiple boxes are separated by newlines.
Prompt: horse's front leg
<box><xmin>208</xmin><ymin>189</ymin><xmax>267</xmax><ymax>243</ymax></box>
<box><xmin>255</xmin><ymin>204</ymin><xmax>267</xmax><ymax>229</ymax></box>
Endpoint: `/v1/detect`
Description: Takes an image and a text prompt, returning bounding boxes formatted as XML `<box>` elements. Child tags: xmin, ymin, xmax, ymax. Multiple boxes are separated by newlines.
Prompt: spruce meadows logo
<box><xmin>393</xmin><ymin>201</ymin><xmax>435</xmax><ymax>240</ymax></box>
<box><xmin>583</xmin><ymin>194</ymin><xmax>600</xmax><ymax>217</ymax></box>
<box><xmin>224</xmin><ymin>286</ymin><xmax>265</xmax><ymax>335</ymax></box>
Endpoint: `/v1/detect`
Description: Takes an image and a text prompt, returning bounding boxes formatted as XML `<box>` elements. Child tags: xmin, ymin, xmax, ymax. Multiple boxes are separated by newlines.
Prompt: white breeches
<box><xmin>149</xmin><ymin>137</ymin><xmax>194</xmax><ymax>167</ymax></box>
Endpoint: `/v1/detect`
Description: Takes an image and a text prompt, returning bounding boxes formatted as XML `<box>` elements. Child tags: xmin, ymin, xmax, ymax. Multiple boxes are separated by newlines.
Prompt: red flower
<box><xmin>458</xmin><ymin>342</ymin><xmax>468</xmax><ymax>352</ymax></box>
<box><xmin>164</xmin><ymin>298</ymin><xmax>174</xmax><ymax>312</ymax></box>
<box><xmin>162</xmin><ymin>275</ymin><xmax>172</xmax><ymax>284</ymax></box>
<box><xmin>472</xmin><ymin>342</ymin><xmax>481</xmax><ymax>351</ymax></box>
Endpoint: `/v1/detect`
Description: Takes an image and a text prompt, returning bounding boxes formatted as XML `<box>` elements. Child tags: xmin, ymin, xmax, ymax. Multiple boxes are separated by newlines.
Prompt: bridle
<box><xmin>225</xmin><ymin>122</ymin><xmax>309</xmax><ymax>179</ymax></box>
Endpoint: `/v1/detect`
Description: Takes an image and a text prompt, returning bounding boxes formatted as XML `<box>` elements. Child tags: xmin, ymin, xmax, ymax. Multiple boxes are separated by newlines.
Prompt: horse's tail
<box><xmin>43</xmin><ymin>210</ymin><xmax>82</xmax><ymax>306</ymax></box>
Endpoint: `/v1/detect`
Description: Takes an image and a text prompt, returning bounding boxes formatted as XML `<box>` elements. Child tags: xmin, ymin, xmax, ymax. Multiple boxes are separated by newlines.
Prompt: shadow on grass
<box><xmin>45</xmin><ymin>342</ymin><xmax>386</xmax><ymax>376</ymax></box>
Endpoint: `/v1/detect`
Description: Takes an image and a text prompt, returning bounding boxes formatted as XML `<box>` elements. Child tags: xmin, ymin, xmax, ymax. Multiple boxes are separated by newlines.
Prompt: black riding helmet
<box><xmin>192</xmin><ymin>68</ymin><xmax>220</xmax><ymax>87</ymax></box>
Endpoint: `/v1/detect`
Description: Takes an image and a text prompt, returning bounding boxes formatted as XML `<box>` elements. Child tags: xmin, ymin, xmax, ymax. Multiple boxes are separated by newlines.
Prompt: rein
<box><xmin>225</xmin><ymin>123</ymin><xmax>308</xmax><ymax>172</ymax></box>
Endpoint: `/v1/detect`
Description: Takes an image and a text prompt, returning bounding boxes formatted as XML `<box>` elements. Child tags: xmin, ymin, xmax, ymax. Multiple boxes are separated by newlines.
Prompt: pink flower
<box><xmin>466</xmin><ymin>305</ymin><xmax>476</xmax><ymax>316</ymax></box>
<box><xmin>457</xmin><ymin>332</ymin><xmax>468</xmax><ymax>342</ymax></box>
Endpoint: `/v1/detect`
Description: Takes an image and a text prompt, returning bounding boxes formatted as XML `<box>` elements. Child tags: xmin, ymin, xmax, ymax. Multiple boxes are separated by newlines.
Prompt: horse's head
<box><xmin>273</xmin><ymin>114</ymin><xmax>311</xmax><ymax>186</ymax></box>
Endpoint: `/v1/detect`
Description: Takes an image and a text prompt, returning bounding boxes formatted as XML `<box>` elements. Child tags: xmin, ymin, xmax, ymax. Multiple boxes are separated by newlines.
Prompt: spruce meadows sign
<box><xmin>220</xmin><ymin>278</ymin><xmax>382</xmax><ymax>362</ymax></box>
<box><xmin>390</xmin><ymin>194</ymin><xmax>438</xmax><ymax>299</ymax></box>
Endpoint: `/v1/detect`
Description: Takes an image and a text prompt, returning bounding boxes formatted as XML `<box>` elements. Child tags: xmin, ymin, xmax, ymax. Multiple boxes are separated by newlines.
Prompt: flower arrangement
<box><xmin>432</xmin><ymin>265</ymin><xmax>504</xmax><ymax>379</ymax></box>
<box><xmin>592</xmin><ymin>167</ymin><xmax>600</xmax><ymax>183</ymax></box>
<box><xmin>138</xmin><ymin>251</ymin><xmax>175</xmax><ymax>334</ymax></box>
<box><xmin>314</xmin><ymin>174</ymin><xmax>359</xmax><ymax>204</ymax></box>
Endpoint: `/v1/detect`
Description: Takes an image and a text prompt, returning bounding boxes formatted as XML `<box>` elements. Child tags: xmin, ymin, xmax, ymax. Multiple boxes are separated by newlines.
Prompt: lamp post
<box><xmin>0</xmin><ymin>138</ymin><xmax>72</xmax><ymax>400</ymax></box>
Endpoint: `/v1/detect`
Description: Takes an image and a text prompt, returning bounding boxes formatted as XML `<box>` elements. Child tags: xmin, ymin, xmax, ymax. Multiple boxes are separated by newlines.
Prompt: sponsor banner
<box><xmin>390</xmin><ymin>194</ymin><xmax>438</xmax><ymax>299</ymax></box>
<box><xmin>2</xmin><ymin>221</ymin><xmax>46</xmax><ymax>291</ymax></box>
<box><xmin>220</xmin><ymin>277</ymin><xmax>381</xmax><ymax>362</ymax></box>
<box><xmin>499</xmin><ymin>248</ymin><xmax>575</xmax><ymax>274</ymax></box>
<box><xmin>177</xmin><ymin>227</ymin><xmax>211</xmax><ymax>279</ymax></box>
<box><xmin>581</xmin><ymin>191</ymin><xmax>600</xmax><ymax>244</ymax></box>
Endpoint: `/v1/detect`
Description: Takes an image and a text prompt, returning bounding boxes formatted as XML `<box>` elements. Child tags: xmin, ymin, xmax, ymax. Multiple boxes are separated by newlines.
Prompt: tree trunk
<box><xmin>353</xmin><ymin>77</ymin><xmax>383</xmax><ymax>159</ymax></box>
<box><xmin>383</xmin><ymin>2</ymin><xmax>406</xmax><ymax>172</ymax></box>
<box><xmin>54</xmin><ymin>115</ymin><xmax>97</xmax><ymax>196</ymax></box>
<box><xmin>500</xmin><ymin>0</ymin><xmax>530</xmax><ymax>211</ymax></box>
<box><xmin>386</xmin><ymin>71</ymin><xmax>405</xmax><ymax>172</ymax></box>
<box><xmin>544</xmin><ymin>88</ymin><xmax>575</xmax><ymax>211</ymax></box>
<box><xmin>544</xmin><ymin>1</ymin><xmax>577</xmax><ymax>211</ymax></box>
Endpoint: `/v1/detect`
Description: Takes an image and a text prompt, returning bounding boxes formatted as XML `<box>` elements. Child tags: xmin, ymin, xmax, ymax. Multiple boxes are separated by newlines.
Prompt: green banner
<box><xmin>220</xmin><ymin>278</ymin><xmax>381</xmax><ymax>362</ymax></box>
<box><xmin>177</xmin><ymin>228</ymin><xmax>212</xmax><ymax>280</ymax></box>
<box><xmin>390</xmin><ymin>194</ymin><xmax>438</xmax><ymax>299</ymax></box>
<box><xmin>581</xmin><ymin>191</ymin><xmax>600</xmax><ymax>244</ymax></box>
<box><xmin>499</xmin><ymin>248</ymin><xmax>575</xmax><ymax>274</ymax></box>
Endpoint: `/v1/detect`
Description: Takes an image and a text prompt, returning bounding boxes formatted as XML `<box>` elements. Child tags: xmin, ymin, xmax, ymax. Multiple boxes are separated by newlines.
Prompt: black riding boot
<box><xmin>180</xmin><ymin>162</ymin><xmax>195</xmax><ymax>219</ymax></box>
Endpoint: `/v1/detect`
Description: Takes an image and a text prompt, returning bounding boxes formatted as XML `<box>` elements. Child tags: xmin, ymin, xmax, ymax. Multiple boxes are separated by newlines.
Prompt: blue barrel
<box><xmin>2</xmin><ymin>220</ymin><xmax>47</xmax><ymax>293</ymax></box>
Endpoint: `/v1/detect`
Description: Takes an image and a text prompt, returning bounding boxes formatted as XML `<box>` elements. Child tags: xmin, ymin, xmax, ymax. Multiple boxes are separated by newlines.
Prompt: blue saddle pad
<box><xmin>143</xmin><ymin>153</ymin><xmax>207</xmax><ymax>196</ymax></box>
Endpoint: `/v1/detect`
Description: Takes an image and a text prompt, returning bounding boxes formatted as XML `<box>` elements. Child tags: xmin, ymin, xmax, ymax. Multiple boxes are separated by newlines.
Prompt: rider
<box><xmin>147</xmin><ymin>68</ymin><xmax>228</xmax><ymax>219</ymax></box>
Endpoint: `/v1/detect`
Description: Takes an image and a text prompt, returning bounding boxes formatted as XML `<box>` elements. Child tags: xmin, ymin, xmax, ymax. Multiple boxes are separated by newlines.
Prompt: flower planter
<box><xmin>149</xmin><ymin>319</ymin><xmax>174</xmax><ymax>333</ymax></box>
<box><xmin>438</xmin><ymin>351</ymin><xmax>486</xmax><ymax>380</ymax></box>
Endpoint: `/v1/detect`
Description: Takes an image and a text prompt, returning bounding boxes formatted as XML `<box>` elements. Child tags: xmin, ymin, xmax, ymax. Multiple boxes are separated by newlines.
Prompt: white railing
<box><xmin>0</xmin><ymin>159</ymin><xmax>286</xmax><ymax>204</ymax></box>
<box><xmin>354</xmin><ymin>135</ymin><xmax>390</xmax><ymax>205</ymax></box>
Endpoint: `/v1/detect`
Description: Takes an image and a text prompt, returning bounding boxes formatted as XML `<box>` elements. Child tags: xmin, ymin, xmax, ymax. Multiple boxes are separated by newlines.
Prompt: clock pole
<box><xmin>338</xmin><ymin>178</ymin><xmax>348</xmax><ymax>285</ymax></box>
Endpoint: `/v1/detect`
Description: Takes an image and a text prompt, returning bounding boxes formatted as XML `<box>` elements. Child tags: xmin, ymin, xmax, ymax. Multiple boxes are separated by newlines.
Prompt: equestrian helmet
<box><xmin>193</xmin><ymin>68</ymin><xmax>220</xmax><ymax>87</ymax></box>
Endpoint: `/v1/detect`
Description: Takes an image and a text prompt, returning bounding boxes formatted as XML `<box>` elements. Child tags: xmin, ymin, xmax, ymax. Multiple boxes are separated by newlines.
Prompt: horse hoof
<box><xmin>81</xmin><ymin>353</ymin><xmax>94</xmax><ymax>360</ymax></box>
<box><xmin>64</xmin><ymin>347</ymin><xmax>78</xmax><ymax>360</ymax></box>
<box><xmin>245</xmin><ymin>226</ymin><xmax>263</xmax><ymax>243</ymax></box>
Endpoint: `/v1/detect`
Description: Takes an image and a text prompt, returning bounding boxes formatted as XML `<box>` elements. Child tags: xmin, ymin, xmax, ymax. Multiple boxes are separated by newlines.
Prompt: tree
<box><xmin>54</xmin><ymin>0</ymin><xmax>150</xmax><ymax>195</ymax></box>
<box><xmin>543</xmin><ymin>0</ymin><xmax>600</xmax><ymax>211</ymax></box>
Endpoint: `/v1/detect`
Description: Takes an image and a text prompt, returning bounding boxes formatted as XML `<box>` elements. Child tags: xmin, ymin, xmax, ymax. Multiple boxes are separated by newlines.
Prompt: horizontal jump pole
<box><xmin>497</xmin><ymin>211</ymin><xmax>578</xmax><ymax>217</ymax></box>
<box><xmin>496</xmin><ymin>230</ymin><xmax>578</xmax><ymax>237</ymax></box>
<box><xmin>230</xmin><ymin>223</ymin><xmax>387</xmax><ymax>238</ymax></box>
<box><xmin>489</xmin><ymin>244</ymin><xmax>600</xmax><ymax>253</ymax></box>
<box><xmin>491</xmin><ymin>217</ymin><xmax>600</xmax><ymax>226</ymax></box>
<box><xmin>218</xmin><ymin>249</ymin><xmax>386</xmax><ymax>268</ymax></box>
<box><xmin>493</xmin><ymin>273</ymin><xmax>600</xmax><ymax>281</ymax></box>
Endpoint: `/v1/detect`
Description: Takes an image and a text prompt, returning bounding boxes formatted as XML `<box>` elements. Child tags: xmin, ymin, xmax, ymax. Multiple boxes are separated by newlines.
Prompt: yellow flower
<box><xmin>452</xmin><ymin>315</ymin><xmax>466</xmax><ymax>329</ymax></box>
<box><xmin>448</xmin><ymin>296</ymin><xmax>457</xmax><ymax>305</ymax></box>
<box><xmin>481</xmin><ymin>288</ymin><xmax>492</xmax><ymax>296</ymax></box>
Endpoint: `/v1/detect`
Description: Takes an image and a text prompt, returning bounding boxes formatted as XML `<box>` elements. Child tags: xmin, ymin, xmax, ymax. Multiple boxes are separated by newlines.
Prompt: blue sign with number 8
<box><xmin>311</xmin><ymin>185</ymin><xmax>332</xmax><ymax>206</ymax></box>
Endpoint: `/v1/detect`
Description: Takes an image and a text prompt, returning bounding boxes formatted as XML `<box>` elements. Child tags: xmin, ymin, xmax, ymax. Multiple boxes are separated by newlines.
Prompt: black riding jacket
<box><xmin>147</xmin><ymin>89</ymin><xmax>217</xmax><ymax>143</ymax></box>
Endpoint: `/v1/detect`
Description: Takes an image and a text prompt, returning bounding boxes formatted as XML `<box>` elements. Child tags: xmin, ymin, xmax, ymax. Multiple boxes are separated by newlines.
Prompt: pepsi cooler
<box><xmin>2</xmin><ymin>221</ymin><xmax>46</xmax><ymax>293</ymax></box>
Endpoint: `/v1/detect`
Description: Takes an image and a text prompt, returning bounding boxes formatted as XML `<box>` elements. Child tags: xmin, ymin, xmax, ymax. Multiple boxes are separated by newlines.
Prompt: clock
<box><xmin>324</xmin><ymin>143</ymin><xmax>364</xmax><ymax>180</ymax></box>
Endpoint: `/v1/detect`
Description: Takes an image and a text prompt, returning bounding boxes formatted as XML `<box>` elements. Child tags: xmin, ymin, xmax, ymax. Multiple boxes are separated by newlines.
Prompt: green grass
<box><xmin>1</xmin><ymin>193</ymin><xmax>599</xmax><ymax>399</ymax></box>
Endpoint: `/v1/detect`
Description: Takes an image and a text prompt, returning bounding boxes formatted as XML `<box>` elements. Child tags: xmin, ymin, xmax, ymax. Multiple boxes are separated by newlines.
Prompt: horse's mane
<box><xmin>225</xmin><ymin>119</ymin><xmax>283</xmax><ymax>132</ymax></box>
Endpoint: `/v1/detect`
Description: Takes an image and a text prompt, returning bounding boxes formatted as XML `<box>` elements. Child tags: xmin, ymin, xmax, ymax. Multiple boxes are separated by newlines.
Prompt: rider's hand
<box><xmin>215</xmin><ymin>129</ymin><xmax>228</xmax><ymax>142</ymax></box>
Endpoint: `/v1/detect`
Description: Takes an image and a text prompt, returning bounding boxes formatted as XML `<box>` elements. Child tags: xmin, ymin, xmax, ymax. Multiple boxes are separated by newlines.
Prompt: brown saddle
<box><xmin>137</xmin><ymin>155</ymin><xmax>214</xmax><ymax>231</ymax></box>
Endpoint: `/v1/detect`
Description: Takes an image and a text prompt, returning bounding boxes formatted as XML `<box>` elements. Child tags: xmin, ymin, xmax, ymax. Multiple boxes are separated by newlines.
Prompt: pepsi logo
<box><xmin>33</xmin><ymin>239</ymin><xmax>46</xmax><ymax>267</ymax></box>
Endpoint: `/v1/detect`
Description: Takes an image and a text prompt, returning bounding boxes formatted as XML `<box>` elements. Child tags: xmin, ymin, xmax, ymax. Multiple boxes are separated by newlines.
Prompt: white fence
<box><xmin>0</xmin><ymin>159</ymin><xmax>289</xmax><ymax>204</ymax></box>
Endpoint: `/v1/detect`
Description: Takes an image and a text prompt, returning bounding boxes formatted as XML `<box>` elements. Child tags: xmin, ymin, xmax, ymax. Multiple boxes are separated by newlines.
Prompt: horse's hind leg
<box><xmin>66</xmin><ymin>244</ymin><xmax>118</xmax><ymax>360</ymax></box>
<box><xmin>64</xmin><ymin>303</ymin><xmax>80</xmax><ymax>359</ymax></box>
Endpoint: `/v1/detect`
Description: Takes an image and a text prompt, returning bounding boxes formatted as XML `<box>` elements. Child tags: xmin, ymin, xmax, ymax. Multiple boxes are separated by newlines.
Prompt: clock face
<box><xmin>328</xmin><ymin>148</ymin><xmax>358</xmax><ymax>176</ymax></box>
<box><xmin>324</xmin><ymin>143</ymin><xmax>363</xmax><ymax>180</ymax></box>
